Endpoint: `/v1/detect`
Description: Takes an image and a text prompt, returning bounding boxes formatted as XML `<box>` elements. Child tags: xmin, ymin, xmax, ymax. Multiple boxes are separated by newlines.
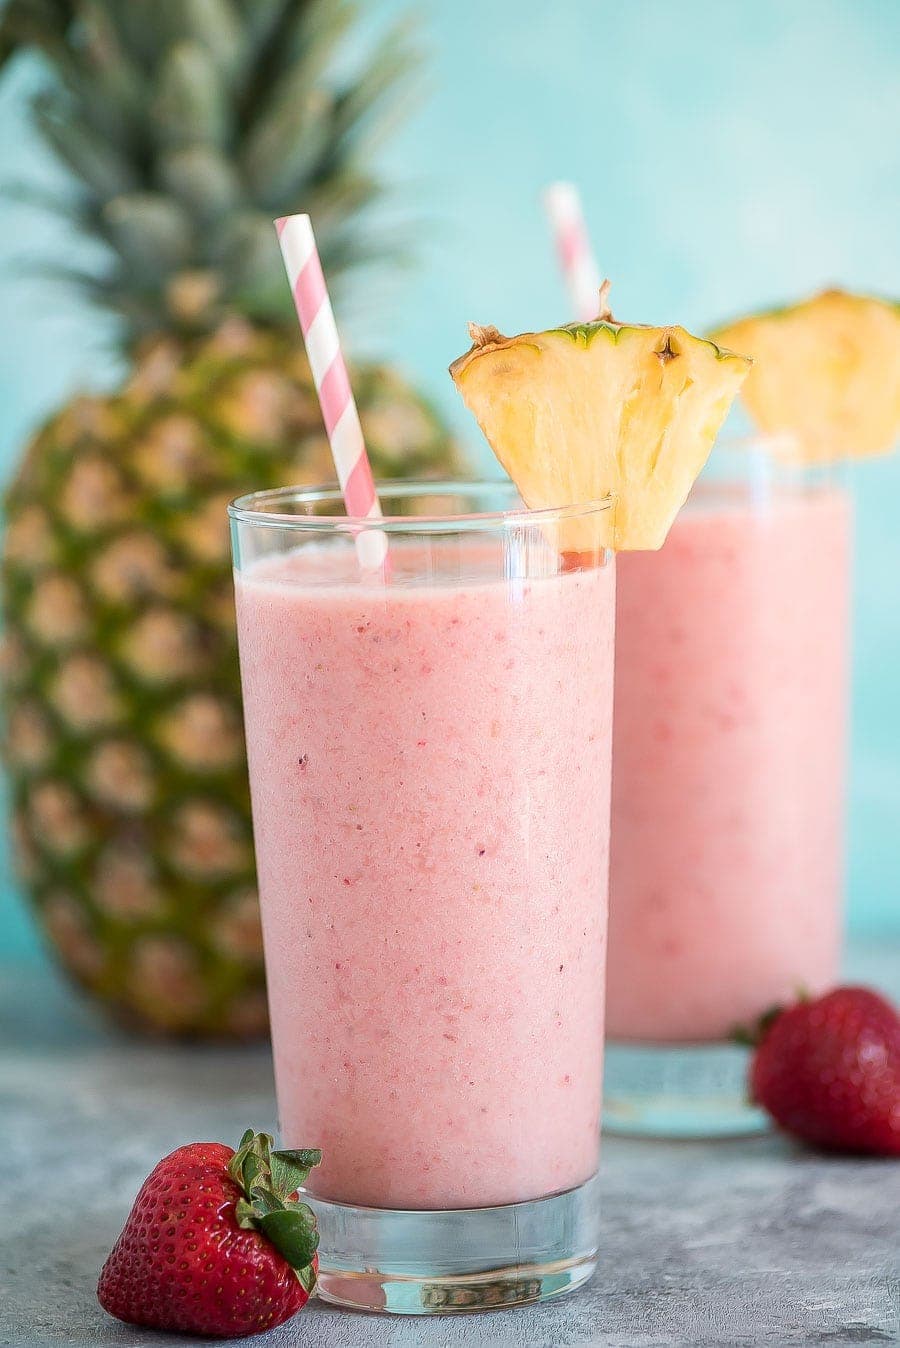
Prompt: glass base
<box><xmin>307</xmin><ymin>1174</ymin><xmax>600</xmax><ymax>1314</ymax></box>
<box><xmin>602</xmin><ymin>1040</ymin><xmax>770</xmax><ymax>1138</ymax></box>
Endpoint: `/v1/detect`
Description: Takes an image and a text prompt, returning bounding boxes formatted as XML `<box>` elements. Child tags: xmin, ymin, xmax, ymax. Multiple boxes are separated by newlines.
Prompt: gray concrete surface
<box><xmin>2</xmin><ymin>950</ymin><xmax>899</xmax><ymax>1347</ymax></box>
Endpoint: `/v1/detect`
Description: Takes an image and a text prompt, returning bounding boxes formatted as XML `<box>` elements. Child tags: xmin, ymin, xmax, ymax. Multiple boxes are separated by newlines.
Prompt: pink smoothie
<box><xmin>609</xmin><ymin>485</ymin><xmax>851</xmax><ymax>1043</ymax></box>
<box><xmin>235</xmin><ymin>542</ymin><xmax>615</xmax><ymax>1209</ymax></box>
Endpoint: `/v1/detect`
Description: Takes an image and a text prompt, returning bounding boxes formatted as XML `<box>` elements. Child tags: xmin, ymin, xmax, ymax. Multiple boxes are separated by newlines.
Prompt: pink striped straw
<box><xmin>274</xmin><ymin>214</ymin><xmax>387</xmax><ymax>570</ymax></box>
<box><xmin>542</xmin><ymin>182</ymin><xmax>602</xmax><ymax>322</ymax></box>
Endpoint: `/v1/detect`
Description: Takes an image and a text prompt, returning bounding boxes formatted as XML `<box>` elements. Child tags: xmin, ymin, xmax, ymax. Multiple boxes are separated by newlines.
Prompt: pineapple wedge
<box><xmin>450</xmin><ymin>292</ymin><xmax>751</xmax><ymax>551</ymax></box>
<box><xmin>711</xmin><ymin>290</ymin><xmax>900</xmax><ymax>462</ymax></box>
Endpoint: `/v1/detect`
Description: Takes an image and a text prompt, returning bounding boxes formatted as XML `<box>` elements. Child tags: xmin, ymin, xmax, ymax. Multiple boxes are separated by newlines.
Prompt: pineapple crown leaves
<box><xmin>227</xmin><ymin>1129</ymin><xmax>321</xmax><ymax>1290</ymax></box>
<box><xmin>0</xmin><ymin>0</ymin><xmax>422</xmax><ymax>350</ymax></box>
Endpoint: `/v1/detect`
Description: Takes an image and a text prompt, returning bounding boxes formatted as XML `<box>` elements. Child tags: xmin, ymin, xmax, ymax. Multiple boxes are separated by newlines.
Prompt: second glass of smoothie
<box><xmin>230</xmin><ymin>481</ymin><xmax>615</xmax><ymax>1312</ymax></box>
<box><xmin>605</xmin><ymin>439</ymin><xmax>852</xmax><ymax>1136</ymax></box>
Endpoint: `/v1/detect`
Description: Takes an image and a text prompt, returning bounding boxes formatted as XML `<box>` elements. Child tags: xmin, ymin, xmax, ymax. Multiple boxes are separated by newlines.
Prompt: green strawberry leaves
<box><xmin>270</xmin><ymin>1148</ymin><xmax>322</xmax><ymax>1198</ymax></box>
<box><xmin>227</xmin><ymin>1130</ymin><xmax>321</xmax><ymax>1280</ymax></box>
<box><xmin>256</xmin><ymin>1208</ymin><xmax>320</xmax><ymax>1270</ymax></box>
<box><xmin>733</xmin><ymin>1003</ymin><xmax>788</xmax><ymax>1048</ymax></box>
<box><xmin>240</xmin><ymin>1150</ymin><xmax>265</xmax><ymax>1191</ymax></box>
<box><xmin>297</xmin><ymin>1261</ymin><xmax>317</xmax><ymax>1296</ymax></box>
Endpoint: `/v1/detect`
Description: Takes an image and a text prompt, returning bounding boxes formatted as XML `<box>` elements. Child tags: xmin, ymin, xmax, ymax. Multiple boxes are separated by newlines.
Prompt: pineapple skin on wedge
<box><xmin>711</xmin><ymin>290</ymin><xmax>900</xmax><ymax>463</ymax></box>
<box><xmin>450</xmin><ymin>320</ymin><xmax>751</xmax><ymax>551</ymax></box>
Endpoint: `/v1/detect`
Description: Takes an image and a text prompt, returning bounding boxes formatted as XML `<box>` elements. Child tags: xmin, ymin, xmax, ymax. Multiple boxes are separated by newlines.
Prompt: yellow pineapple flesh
<box><xmin>450</xmin><ymin>293</ymin><xmax>750</xmax><ymax>551</ymax></box>
<box><xmin>711</xmin><ymin>290</ymin><xmax>900</xmax><ymax>462</ymax></box>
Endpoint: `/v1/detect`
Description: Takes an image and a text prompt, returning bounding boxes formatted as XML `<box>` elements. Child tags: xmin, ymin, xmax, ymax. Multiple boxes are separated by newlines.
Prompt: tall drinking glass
<box><xmin>604</xmin><ymin>439</ymin><xmax>851</xmax><ymax>1136</ymax></box>
<box><xmin>229</xmin><ymin>481</ymin><xmax>615</xmax><ymax>1313</ymax></box>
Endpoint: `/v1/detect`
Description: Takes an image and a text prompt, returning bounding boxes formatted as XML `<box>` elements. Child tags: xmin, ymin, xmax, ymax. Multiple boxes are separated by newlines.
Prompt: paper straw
<box><xmin>275</xmin><ymin>214</ymin><xmax>387</xmax><ymax>570</ymax></box>
<box><xmin>542</xmin><ymin>182</ymin><xmax>602</xmax><ymax>322</ymax></box>
<box><xmin>747</xmin><ymin>441</ymin><xmax>774</xmax><ymax>513</ymax></box>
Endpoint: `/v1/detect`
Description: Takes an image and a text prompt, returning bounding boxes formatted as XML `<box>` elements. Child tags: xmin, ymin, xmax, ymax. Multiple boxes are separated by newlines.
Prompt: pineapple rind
<box><xmin>549</xmin><ymin>320</ymin><xmax>746</xmax><ymax>365</ymax></box>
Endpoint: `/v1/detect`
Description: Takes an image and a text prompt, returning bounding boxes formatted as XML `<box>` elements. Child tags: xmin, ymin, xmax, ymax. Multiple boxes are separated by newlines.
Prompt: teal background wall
<box><xmin>1</xmin><ymin>0</ymin><xmax>898</xmax><ymax>961</ymax></box>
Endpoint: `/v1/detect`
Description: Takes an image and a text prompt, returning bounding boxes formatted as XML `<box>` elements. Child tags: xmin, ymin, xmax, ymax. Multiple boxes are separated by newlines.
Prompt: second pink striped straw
<box><xmin>275</xmin><ymin>213</ymin><xmax>388</xmax><ymax>570</ymax></box>
<box><xmin>542</xmin><ymin>182</ymin><xmax>602</xmax><ymax>323</ymax></box>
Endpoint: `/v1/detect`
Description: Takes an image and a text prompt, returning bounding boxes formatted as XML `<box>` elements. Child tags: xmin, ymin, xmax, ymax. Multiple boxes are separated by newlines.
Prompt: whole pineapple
<box><xmin>0</xmin><ymin>0</ymin><xmax>461</xmax><ymax>1035</ymax></box>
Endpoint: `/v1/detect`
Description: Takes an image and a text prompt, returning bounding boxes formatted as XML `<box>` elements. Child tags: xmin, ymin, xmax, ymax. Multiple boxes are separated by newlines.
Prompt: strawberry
<box><xmin>98</xmin><ymin>1129</ymin><xmax>321</xmax><ymax>1338</ymax></box>
<box><xmin>749</xmin><ymin>987</ymin><xmax>900</xmax><ymax>1156</ymax></box>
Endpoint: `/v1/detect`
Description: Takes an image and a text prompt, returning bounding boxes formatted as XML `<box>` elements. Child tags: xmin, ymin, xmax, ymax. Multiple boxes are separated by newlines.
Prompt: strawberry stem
<box><xmin>732</xmin><ymin>1003</ymin><xmax>785</xmax><ymax>1048</ymax></box>
<box><xmin>227</xmin><ymin>1131</ymin><xmax>322</xmax><ymax>1281</ymax></box>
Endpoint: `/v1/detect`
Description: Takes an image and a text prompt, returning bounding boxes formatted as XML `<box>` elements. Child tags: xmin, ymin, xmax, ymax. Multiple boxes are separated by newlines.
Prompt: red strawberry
<box><xmin>749</xmin><ymin>987</ymin><xmax>900</xmax><ymax>1156</ymax></box>
<box><xmin>98</xmin><ymin>1130</ymin><xmax>321</xmax><ymax>1338</ymax></box>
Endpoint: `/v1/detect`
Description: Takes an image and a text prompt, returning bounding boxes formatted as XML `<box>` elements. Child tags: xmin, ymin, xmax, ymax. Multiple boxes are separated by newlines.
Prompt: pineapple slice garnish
<box><xmin>711</xmin><ymin>290</ymin><xmax>900</xmax><ymax>463</ymax></box>
<box><xmin>450</xmin><ymin>285</ymin><xmax>751</xmax><ymax>552</ymax></box>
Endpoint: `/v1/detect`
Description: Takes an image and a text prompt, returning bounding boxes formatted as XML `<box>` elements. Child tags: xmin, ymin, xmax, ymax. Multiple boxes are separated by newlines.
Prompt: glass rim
<box><xmin>228</xmin><ymin>478</ymin><xmax>615</xmax><ymax>533</ymax></box>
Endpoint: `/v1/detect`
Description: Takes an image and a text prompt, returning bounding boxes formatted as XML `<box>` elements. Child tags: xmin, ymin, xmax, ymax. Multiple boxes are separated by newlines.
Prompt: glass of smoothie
<box><xmin>601</xmin><ymin>285</ymin><xmax>900</xmax><ymax>1138</ymax></box>
<box><xmin>604</xmin><ymin>438</ymin><xmax>853</xmax><ymax>1135</ymax></box>
<box><xmin>230</xmin><ymin>480</ymin><xmax>616</xmax><ymax>1313</ymax></box>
